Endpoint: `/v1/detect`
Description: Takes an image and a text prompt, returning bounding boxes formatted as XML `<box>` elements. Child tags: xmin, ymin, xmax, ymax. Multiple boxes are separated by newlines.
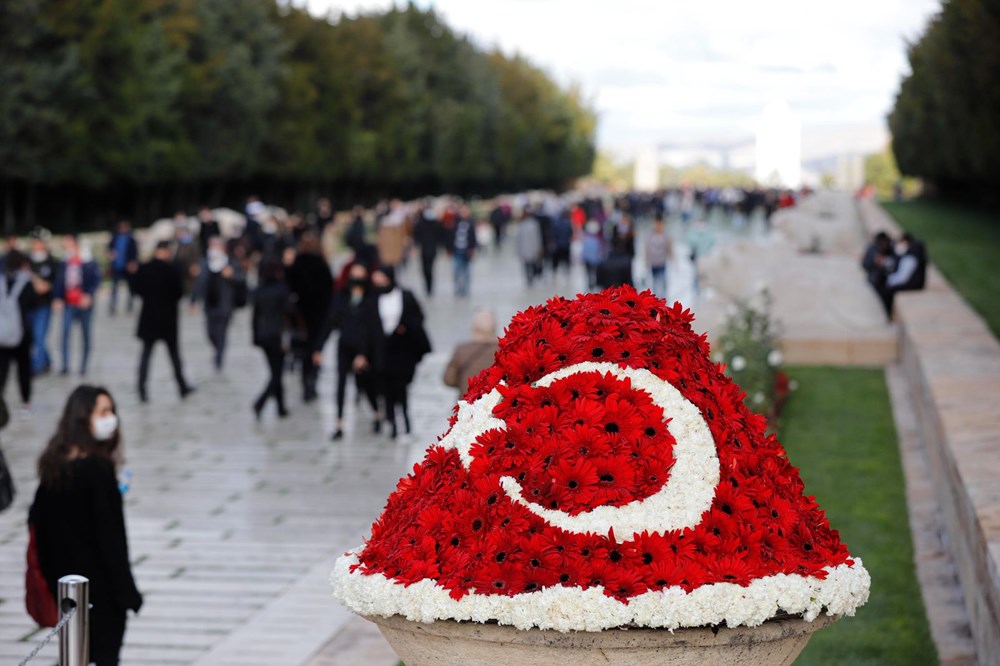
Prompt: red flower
<box><xmin>354</xmin><ymin>286</ymin><xmax>857</xmax><ymax>604</ymax></box>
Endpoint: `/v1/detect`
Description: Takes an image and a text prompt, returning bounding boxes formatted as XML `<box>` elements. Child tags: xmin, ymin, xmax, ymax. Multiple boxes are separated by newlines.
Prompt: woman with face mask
<box><xmin>323</xmin><ymin>262</ymin><xmax>381</xmax><ymax>440</ymax></box>
<box><xmin>29</xmin><ymin>385</ymin><xmax>142</xmax><ymax>666</ymax></box>
<box><xmin>355</xmin><ymin>266</ymin><xmax>432</xmax><ymax>439</ymax></box>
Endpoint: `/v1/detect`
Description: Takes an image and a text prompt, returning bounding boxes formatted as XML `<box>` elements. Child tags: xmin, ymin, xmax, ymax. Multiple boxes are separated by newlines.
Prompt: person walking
<box><xmin>488</xmin><ymin>202</ymin><xmax>509</xmax><ymax>250</ymax></box>
<box><xmin>549</xmin><ymin>212</ymin><xmax>574</xmax><ymax>280</ymax></box>
<box><xmin>196</xmin><ymin>206</ymin><xmax>222</xmax><ymax>256</ymax></box>
<box><xmin>443</xmin><ymin>310</ymin><xmax>498</xmax><ymax>395</ymax></box>
<box><xmin>55</xmin><ymin>235</ymin><xmax>101</xmax><ymax>376</ymax></box>
<box><xmin>686</xmin><ymin>219</ymin><xmax>715</xmax><ymax>296</ymax></box>
<box><xmin>411</xmin><ymin>206</ymin><xmax>443</xmax><ymax>297</ymax></box>
<box><xmin>285</xmin><ymin>230</ymin><xmax>333</xmax><ymax>403</ymax></box>
<box><xmin>325</xmin><ymin>262</ymin><xmax>380</xmax><ymax>439</ymax></box>
<box><xmin>581</xmin><ymin>220</ymin><xmax>605</xmax><ymax>290</ymax></box>
<box><xmin>356</xmin><ymin>266</ymin><xmax>430</xmax><ymax>439</ymax></box>
<box><xmin>0</xmin><ymin>250</ymin><xmax>37</xmax><ymax>411</ymax></box>
<box><xmin>447</xmin><ymin>206</ymin><xmax>477</xmax><ymax>298</ymax></box>
<box><xmin>29</xmin><ymin>385</ymin><xmax>142</xmax><ymax>666</ymax></box>
<box><xmin>344</xmin><ymin>206</ymin><xmax>367</xmax><ymax>255</ymax></box>
<box><xmin>252</xmin><ymin>259</ymin><xmax>291</xmax><ymax>419</ymax></box>
<box><xmin>172</xmin><ymin>213</ymin><xmax>201</xmax><ymax>296</ymax></box>
<box><xmin>28</xmin><ymin>228</ymin><xmax>58</xmax><ymax>375</ymax></box>
<box><xmin>191</xmin><ymin>237</ymin><xmax>242</xmax><ymax>371</ymax></box>
<box><xmin>611</xmin><ymin>212</ymin><xmax>636</xmax><ymax>258</ymax></box>
<box><xmin>132</xmin><ymin>241</ymin><xmax>195</xmax><ymax>403</ymax></box>
<box><xmin>644</xmin><ymin>214</ymin><xmax>673</xmax><ymax>298</ymax></box>
<box><xmin>107</xmin><ymin>220</ymin><xmax>138</xmax><ymax>315</ymax></box>
<box><xmin>515</xmin><ymin>209</ymin><xmax>544</xmax><ymax>287</ymax></box>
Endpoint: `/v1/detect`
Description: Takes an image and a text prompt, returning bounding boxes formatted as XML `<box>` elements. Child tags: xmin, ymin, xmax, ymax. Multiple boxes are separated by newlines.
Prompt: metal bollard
<box><xmin>58</xmin><ymin>575</ymin><xmax>89</xmax><ymax>666</ymax></box>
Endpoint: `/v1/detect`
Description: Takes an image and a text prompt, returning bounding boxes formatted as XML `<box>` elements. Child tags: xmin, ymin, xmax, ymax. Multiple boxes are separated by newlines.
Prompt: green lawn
<box><xmin>881</xmin><ymin>199</ymin><xmax>1000</xmax><ymax>340</ymax></box>
<box><xmin>780</xmin><ymin>366</ymin><xmax>935</xmax><ymax>665</ymax></box>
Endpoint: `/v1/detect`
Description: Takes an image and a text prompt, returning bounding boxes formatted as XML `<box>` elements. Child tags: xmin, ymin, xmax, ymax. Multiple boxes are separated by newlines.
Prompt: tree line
<box><xmin>0</xmin><ymin>0</ymin><xmax>597</xmax><ymax>232</ymax></box>
<box><xmin>888</xmin><ymin>0</ymin><xmax>1000</xmax><ymax>202</ymax></box>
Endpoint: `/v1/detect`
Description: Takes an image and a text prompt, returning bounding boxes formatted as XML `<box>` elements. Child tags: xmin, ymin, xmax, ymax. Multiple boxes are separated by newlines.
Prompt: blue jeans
<box><xmin>29</xmin><ymin>306</ymin><xmax>52</xmax><ymax>373</ymax></box>
<box><xmin>62</xmin><ymin>305</ymin><xmax>93</xmax><ymax>374</ymax></box>
<box><xmin>650</xmin><ymin>266</ymin><xmax>667</xmax><ymax>298</ymax></box>
<box><xmin>453</xmin><ymin>254</ymin><xmax>471</xmax><ymax>297</ymax></box>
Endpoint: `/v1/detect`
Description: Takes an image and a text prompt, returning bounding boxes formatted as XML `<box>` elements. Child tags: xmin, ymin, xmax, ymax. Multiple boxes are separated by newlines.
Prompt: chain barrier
<box><xmin>18</xmin><ymin>605</ymin><xmax>77</xmax><ymax>666</ymax></box>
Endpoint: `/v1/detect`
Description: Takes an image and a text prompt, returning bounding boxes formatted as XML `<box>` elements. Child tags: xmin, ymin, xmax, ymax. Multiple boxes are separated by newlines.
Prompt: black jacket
<box><xmin>29</xmin><ymin>457</ymin><xmax>142</xmax><ymax>615</ymax></box>
<box><xmin>198</xmin><ymin>220</ymin><xmax>221</xmax><ymax>255</ymax></box>
<box><xmin>412</xmin><ymin>214</ymin><xmax>445</xmax><ymax>258</ymax></box>
<box><xmin>285</xmin><ymin>253</ymin><xmax>333</xmax><ymax>342</ymax></box>
<box><xmin>132</xmin><ymin>258</ymin><xmax>184</xmax><ymax>343</ymax></box>
<box><xmin>29</xmin><ymin>255</ymin><xmax>59</xmax><ymax>307</ymax></box>
<box><xmin>446</xmin><ymin>218</ymin><xmax>478</xmax><ymax>259</ymax></box>
<box><xmin>324</xmin><ymin>289</ymin><xmax>370</xmax><ymax>359</ymax></box>
<box><xmin>252</xmin><ymin>281</ymin><xmax>291</xmax><ymax>348</ymax></box>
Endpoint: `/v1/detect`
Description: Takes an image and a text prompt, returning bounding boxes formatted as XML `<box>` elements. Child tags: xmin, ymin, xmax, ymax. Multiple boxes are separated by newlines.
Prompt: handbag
<box><xmin>0</xmin><ymin>447</ymin><xmax>13</xmax><ymax>513</ymax></box>
<box><xmin>25</xmin><ymin>523</ymin><xmax>59</xmax><ymax>627</ymax></box>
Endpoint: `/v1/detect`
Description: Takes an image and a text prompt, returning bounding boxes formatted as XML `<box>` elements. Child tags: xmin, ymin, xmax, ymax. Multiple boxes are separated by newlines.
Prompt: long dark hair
<box><xmin>38</xmin><ymin>385</ymin><xmax>121</xmax><ymax>488</ymax></box>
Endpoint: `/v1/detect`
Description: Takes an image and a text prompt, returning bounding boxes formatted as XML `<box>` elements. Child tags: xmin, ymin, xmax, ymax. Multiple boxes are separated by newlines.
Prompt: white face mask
<box><xmin>895</xmin><ymin>243</ymin><xmax>908</xmax><ymax>256</ymax></box>
<box><xmin>92</xmin><ymin>414</ymin><xmax>119</xmax><ymax>441</ymax></box>
<box><xmin>30</xmin><ymin>250</ymin><xmax>48</xmax><ymax>263</ymax></box>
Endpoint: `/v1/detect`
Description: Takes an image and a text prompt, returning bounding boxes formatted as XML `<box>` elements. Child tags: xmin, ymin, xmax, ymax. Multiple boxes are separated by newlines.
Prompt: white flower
<box><xmin>331</xmin><ymin>552</ymin><xmax>870</xmax><ymax>632</ymax></box>
<box><xmin>789</xmin><ymin>379</ymin><xmax>799</xmax><ymax>391</ymax></box>
<box><xmin>767</xmin><ymin>350</ymin><xmax>783</xmax><ymax>367</ymax></box>
<box><xmin>730</xmin><ymin>355</ymin><xmax>746</xmax><ymax>371</ymax></box>
<box><xmin>752</xmin><ymin>392</ymin><xmax>765</xmax><ymax>404</ymax></box>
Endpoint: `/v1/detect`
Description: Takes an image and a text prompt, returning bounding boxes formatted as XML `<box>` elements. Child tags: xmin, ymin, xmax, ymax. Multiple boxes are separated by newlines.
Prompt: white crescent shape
<box><xmin>438</xmin><ymin>361</ymin><xmax>720</xmax><ymax>537</ymax></box>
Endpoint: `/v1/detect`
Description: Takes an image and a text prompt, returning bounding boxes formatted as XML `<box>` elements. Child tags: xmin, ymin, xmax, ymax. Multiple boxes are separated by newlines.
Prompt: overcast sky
<box><xmin>302</xmin><ymin>0</ymin><xmax>941</xmax><ymax>158</ymax></box>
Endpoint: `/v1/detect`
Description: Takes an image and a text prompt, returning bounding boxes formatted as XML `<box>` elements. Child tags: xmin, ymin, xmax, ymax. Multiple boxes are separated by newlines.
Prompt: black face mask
<box><xmin>348</xmin><ymin>278</ymin><xmax>367</xmax><ymax>291</ymax></box>
<box><xmin>375</xmin><ymin>284</ymin><xmax>394</xmax><ymax>295</ymax></box>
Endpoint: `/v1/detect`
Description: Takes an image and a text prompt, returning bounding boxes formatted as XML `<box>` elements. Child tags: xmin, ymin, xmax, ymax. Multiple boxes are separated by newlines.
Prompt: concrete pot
<box><xmin>368</xmin><ymin>613</ymin><xmax>838</xmax><ymax>666</ymax></box>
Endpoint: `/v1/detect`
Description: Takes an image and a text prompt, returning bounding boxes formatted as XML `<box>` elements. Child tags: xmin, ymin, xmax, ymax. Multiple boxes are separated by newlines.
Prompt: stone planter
<box><xmin>368</xmin><ymin>612</ymin><xmax>839</xmax><ymax>666</ymax></box>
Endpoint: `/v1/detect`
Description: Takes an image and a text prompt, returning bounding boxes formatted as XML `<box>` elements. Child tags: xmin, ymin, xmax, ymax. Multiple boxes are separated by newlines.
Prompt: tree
<box><xmin>888</xmin><ymin>0</ymin><xmax>1000</xmax><ymax>199</ymax></box>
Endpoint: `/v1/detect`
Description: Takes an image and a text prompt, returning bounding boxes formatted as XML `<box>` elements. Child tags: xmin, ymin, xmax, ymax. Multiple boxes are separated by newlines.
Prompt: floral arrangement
<box><xmin>332</xmin><ymin>286</ymin><xmax>869</xmax><ymax>632</ymax></box>
<box><xmin>714</xmin><ymin>289</ymin><xmax>789</xmax><ymax>418</ymax></box>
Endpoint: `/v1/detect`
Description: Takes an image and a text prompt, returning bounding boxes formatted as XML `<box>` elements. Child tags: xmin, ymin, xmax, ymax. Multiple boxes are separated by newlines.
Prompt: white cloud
<box><xmin>300</xmin><ymin>0</ymin><xmax>940</xmax><ymax>156</ymax></box>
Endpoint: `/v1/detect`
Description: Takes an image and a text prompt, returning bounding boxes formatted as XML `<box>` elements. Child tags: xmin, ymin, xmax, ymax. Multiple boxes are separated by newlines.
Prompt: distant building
<box><xmin>633</xmin><ymin>147</ymin><xmax>660</xmax><ymax>191</ymax></box>
<box><xmin>755</xmin><ymin>100</ymin><xmax>801</xmax><ymax>188</ymax></box>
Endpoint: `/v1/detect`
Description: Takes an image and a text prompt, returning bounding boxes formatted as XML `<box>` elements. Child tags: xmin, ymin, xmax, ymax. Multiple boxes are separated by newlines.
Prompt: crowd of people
<box><xmin>0</xmin><ymin>187</ymin><xmax>796</xmax><ymax>420</ymax></box>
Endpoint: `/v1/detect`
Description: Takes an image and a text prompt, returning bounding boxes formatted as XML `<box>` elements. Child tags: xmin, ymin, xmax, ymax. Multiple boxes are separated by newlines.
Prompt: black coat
<box><xmin>198</xmin><ymin>220</ymin><xmax>221</xmax><ymax>254</ymax></box>
<box><xmin>412</xmin><ymin>214</ymin><xmax>445</xmax><ymax>259</ymax></box>
<box><xmin>359</xmin><ymin>288</ymin><xmax>431</xmax><ymax>384</ymax></box>
<box><xmin>29</xmin><ymin>457</ymin><xmax>142</xmax><ymax>616</ymax></box>
<box><xmin>325</xmin><ymin>289</ymin><xmax>369</xmax><ymax>360</ymax></box>
<box><xmin>132</xmin><ymin>258</ymin><xmax>184</xmax><ymax>343</ymax></box>
<box><xmin>252</xmin><ymin>281</ymin><xmax>291</xmax><ymax>348</ymax></box>
<box><xmin>285</xmin><ymin>253</ymin><xmax>333</xmax><ymax>343</ymax></box>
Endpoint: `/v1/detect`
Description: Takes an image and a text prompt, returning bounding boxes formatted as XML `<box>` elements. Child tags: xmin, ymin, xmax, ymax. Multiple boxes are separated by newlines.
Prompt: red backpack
<box><xmin>25</xmin><ymin>523</ymin><xmax>59</xmax><ymax>627</ymax></box>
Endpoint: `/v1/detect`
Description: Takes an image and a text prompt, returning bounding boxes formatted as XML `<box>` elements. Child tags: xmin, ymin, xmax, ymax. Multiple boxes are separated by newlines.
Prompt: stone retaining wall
<box><xmin>859</xmin><ymin>198</ymin><xmax>999</xmax><ymax>663</ymax></box>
